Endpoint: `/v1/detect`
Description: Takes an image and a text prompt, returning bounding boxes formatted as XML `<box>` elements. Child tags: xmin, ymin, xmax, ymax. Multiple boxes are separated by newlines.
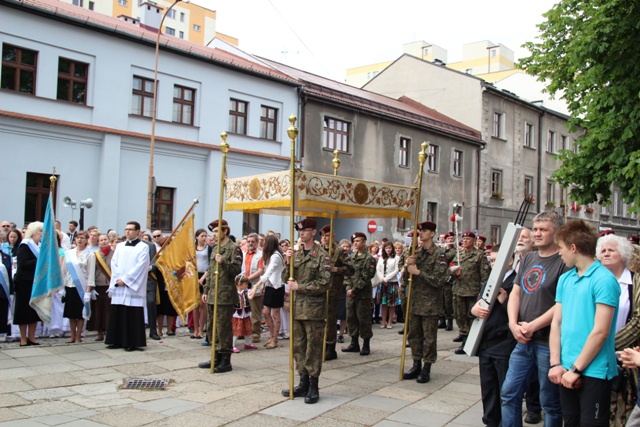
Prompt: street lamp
<box><xmin>147</xmin><ymin>0</ymin><xmax>185</xmax><ymax>230</ymax></box>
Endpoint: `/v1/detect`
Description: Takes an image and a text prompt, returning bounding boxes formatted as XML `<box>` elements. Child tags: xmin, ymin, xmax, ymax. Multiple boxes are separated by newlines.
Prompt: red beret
<box><xmin>600</xmin><ymin>229</ymin><xmax>615</xmax><ymax>237</ymax></box>
<box><xmin>417</xmin><ymin>221</ymin><xmax>437</xmax><ymax>232</ymax></box>
<box><xmin>295</xmin><ymin>218</ymin><xmax>317</xmax><ymax>231</ymax></box>
<box><xmin>462</xmin><ymin>231</ymin><xmax>476</xmax><ymax>239</ymax></box>
<box><xmin>478</xmin><ymin>235</ymin><xmax>486</xmax><ymax>242</ymax></box>
<box><xmin>485</xmin><ymin>244</ymin><xmax>493</xmax><ymax>250</ymax></box>
<box><xmin>628</xmin><ymin>235</ymin><xmax>639</xmax><ymax>245</ymax></box>
<box><xmin>320</xmin><ymin>225</ymin><xmax>331</xmax><ymax>235</ymax></box>
<box><xmin>208</xmin><ymin>219</ymin><xmax>228</xmax><ymax>232</ymax></box>
<box><xmin>351</xmin><ymin>232</ymin><xmax>367</xmax><ymax>242</ymax></box>
<box><xmin>445</xmin><ymin>231</ymin><xmax>456</xmax><ymax>238</ymax></box>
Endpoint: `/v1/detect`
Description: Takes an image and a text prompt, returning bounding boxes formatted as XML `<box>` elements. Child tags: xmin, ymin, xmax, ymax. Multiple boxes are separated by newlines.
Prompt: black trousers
<box><xmin>479</xmin><ymin>354</ymin><xmax>510</xmax><ymax>427</ymax></box>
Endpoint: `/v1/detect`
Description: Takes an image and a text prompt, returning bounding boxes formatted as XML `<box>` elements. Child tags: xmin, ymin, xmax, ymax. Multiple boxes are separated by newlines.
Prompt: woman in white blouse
<box><xmin>257</xmin><ymin>235</ymin><xmax>285</xmax><ymax>349</ymax></box>
<box><xmin>375</xmin><ymin>241</ymin><xmax>400</xmax><ymax>329</ymax></box>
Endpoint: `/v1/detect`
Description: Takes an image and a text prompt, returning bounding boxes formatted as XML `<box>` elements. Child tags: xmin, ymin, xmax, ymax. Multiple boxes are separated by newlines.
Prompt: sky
<box><xmin>196</xmin><ymin>0</ymin><xmax>560</xmax><ymax>82</ymax></box>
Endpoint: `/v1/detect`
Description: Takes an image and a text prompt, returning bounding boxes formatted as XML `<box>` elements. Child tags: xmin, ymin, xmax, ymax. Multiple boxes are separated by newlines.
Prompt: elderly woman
<box><xmin>13</xmin><ymin>221</ymin><xmax>43</xmax><ymax>346</ymax></box>
<box><xmin>597</xmin><ymin>234</ymin><xmax>638</xmax><ymax>425</ymax></box>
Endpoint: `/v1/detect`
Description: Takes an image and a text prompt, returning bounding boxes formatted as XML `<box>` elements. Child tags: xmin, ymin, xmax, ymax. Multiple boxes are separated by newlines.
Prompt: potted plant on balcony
<box><xmin>585</xmin><ymin>206</ymin><xmax>595</xmax><ymax>214</ymax></box>
<box><xmin>545</xmin><ymin>201</ymin><xmax>556</xmax><ymax>208</ymax></box>
<box><xmin>491</xmin><ymin>191</ymin><xmax>504</xmax><ymax>200</ymax></box>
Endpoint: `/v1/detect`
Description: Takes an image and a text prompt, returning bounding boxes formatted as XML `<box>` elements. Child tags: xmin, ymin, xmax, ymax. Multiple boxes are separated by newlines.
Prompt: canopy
<box><xmin>225</xmin><ymin>170</ymin><xmax>415</xmax><ymax>219</ymax></box>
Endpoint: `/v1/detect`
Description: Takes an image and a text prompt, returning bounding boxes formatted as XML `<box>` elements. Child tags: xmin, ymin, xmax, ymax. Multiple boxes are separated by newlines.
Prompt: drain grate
<box><xmin>123</xmin><ymin>378</ymin><xmax>169</xmax><ymax>390</ymax></box>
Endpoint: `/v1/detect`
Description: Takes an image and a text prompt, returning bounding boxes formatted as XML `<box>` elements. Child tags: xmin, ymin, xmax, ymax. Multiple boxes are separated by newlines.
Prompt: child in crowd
<box><xmin>233</xmin><ymin>274</ymin><xmax>257</xmax><ymax>352</ymax></box>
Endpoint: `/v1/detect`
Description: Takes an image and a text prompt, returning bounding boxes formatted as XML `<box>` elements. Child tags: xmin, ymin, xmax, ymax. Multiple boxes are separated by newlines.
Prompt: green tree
<box><xmin>519</xmin><ymin>0</ymin><xmax>640</xmax><ymax>206</ymax></box>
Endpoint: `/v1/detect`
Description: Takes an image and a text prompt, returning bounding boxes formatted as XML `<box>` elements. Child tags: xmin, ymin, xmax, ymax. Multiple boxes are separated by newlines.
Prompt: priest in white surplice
<box><xmin>105</xmin><ymin>221</ymin><xmax>150</xmax><ymax>351</ymax></box>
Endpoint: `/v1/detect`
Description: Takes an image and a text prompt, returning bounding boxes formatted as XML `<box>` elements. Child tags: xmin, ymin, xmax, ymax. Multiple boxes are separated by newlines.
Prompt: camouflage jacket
<box><xmin>452</xmin><ymin>248</ymin><xmax>491</xmax><ymax>297</ymax></box>
<box><xmin>323</xmin><ymin>242</ymin><xmax>354</xmax><ymax>291</ymax></box>
<box><xmin>203</xmin><ymin>239</ymin><xmax>243</xmax><ymax>306</ymax></box>
<box><xmin>289</xmin><ymin>242</ymin><xmax>331</xmax><ymax>321</ymax></box>
<box><xmin>346</xmin><ymin>250</ymin><xmax>377</xmax><ymax>300</ymax></box>
<box><xmin>402</xmin><ymin>244</ymin><xmax>448</xmax><ymax>316</ymax></box>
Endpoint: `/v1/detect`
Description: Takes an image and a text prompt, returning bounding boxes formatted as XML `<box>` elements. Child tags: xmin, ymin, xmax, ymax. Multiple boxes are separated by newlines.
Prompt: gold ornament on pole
<box><xmin>210</xmin><ymin>132</ymin><xmax>229</xmax><ymax>374</ymax></box>
<box><xmin>287</xmin><ymin>114</ymin><xmax>298</xmax><ymax>399</ymax></box>
<box><xmin>399</xmin><ymin>141</ymin><xmax>429</xmax><ymax>379</ymax></box>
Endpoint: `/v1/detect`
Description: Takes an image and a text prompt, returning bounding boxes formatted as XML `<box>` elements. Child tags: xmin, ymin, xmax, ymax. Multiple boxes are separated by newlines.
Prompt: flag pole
<box><xmin>153</xmin><ymin>198</ymin><xmax>199</xmax><ymax>261</ymax></box>
<box><xmin>399</xmin><ymin>141</ymin><xmax>429</xmax><ymax>380</ymax></box>
<box><xmin>211</xmin><ymin>132</ymin><xmax>229</xmax><ymax>374</ymax></box>
<box><xmin>287</xmin><ymin>115</ymin><xmax>298</xmax><ymax>399</ymax></box>
<box><xmin>50</xmin><ymin>167</ymin><xmax>57</xmax><ymax>203</ymax></box>
<box><xmin>322</xmin><ymin>149</ymin><xmax>340</xmax><ymax>362</ymax></box>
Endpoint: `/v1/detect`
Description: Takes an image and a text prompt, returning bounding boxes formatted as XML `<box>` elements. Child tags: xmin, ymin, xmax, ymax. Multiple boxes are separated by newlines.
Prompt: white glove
<box><xmin>58</xmin><ymin>288</ymin><xmax>66</xmax><ymax>298</ymax></box>
<box><xmin>91</xmin><ymin>290</ymin><xmax>98</xmax><ymax>300</ymax></box>
<box><xmin>83</xmin><ymin>292</ymin><xmax>91</xmax><ymax>304</ymax></box>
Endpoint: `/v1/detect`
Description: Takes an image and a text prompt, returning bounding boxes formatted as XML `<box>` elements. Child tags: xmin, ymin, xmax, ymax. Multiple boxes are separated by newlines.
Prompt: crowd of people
<box><xmin>4</xmin><ymin>212</ymin><xmax>640</xmax><ymax>425</ymax></box>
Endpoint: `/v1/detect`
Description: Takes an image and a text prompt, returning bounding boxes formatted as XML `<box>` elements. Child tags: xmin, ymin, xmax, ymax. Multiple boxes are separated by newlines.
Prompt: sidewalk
<box><xmin>0</xmin><ymin>325</ymin><xmax>505</xmax><ymax>427</ymax></box>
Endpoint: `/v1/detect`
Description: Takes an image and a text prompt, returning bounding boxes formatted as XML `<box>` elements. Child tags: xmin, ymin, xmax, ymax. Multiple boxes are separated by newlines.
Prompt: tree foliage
<box><xmin>519</xmin><ymin>0</ymin><xmax>640</xmax><ymax>206</ymax></box>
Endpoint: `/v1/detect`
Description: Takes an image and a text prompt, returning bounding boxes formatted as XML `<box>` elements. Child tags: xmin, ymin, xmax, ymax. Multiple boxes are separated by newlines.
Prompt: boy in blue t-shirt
<box><xmin>549</xmin><ymin>219</ymin><xmax>620</xmax><ymax>426</ymax></box>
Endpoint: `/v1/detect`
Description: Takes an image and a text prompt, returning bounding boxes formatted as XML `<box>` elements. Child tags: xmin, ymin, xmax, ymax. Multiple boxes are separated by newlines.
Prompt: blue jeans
<box><xmin>501</xmin><ymin>342</ymin><xmax>562</xmax><ymax>427</ymax></box>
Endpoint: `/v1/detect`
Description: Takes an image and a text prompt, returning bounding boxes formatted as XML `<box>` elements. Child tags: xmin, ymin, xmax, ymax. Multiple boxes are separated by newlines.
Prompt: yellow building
<box><xmin>57</xmin><ymin>0</ymin><xmax>238</xmax><ymax>46</ymax></box>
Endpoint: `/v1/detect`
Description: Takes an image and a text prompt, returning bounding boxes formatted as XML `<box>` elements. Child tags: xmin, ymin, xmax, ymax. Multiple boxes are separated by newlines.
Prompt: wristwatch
<box><xmin>569</xmin><ymin>364</ymin><xmax>582</xmax><ymax>375</ymax></box>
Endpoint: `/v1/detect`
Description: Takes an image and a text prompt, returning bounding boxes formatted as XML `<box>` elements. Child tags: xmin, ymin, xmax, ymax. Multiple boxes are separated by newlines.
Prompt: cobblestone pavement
<box><xmin>0</xmin><ymin>324</ymin><xmax>537</xmax><ymax>426</ymax></box>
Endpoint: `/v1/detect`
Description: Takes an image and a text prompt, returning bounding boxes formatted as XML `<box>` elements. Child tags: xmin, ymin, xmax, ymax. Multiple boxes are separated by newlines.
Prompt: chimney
<box><xmin>139</xmin><ymin>2</ymin><xmax>163</xmax><ymax>32</ymax></box>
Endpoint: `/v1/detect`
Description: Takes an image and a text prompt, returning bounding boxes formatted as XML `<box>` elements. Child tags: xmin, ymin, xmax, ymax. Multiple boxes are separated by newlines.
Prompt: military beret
<box><xmin>462</xmin><ymin>231</ymin><xmax>476</xmax><ymax>239</ymax></box>
<box><xmin>485</xmin><ymin>244</ymin><xmax>493</xmax><ymax>250</ymax></box>
<box><xmin>628</xmin><ymin>235</ymin><xmax>640</xmax><ymax>245</ymax></box>
<box><xmin>295</xmin><ymin>218</ymin><xmax>317</xmax><ymax>231</ymax></box>
<box><xmin>478</xmin><ymin>235</ymin><xmax>486</xmax><ymax>242</ymax></box>
<box><xmin>351</xmin><ymin>232</ymin><xmax>367</xmax><ymax>242</ymax></box>
<box><xmin>445</xmin><ymin>231</ymin><xmax>456</xmax><ymax>238</ymax></box>
<box><xmin>600</xmin><ymin>229</ymin><xmax>615</xmax><ymax>237</ymax></box>
<box><xmin>208</xmin><ymin>219</ymin><xmax>229</xmax><ymax>232</ymax></box>
<box><xmin>417</xmin><ymin>221</ymin><xmax>437</xmax><ymax>232</ymax></box>
<box><xmin>320</xmin><ymin>225</ymin><xmax>331</xmax><ymax>235</ymax></box>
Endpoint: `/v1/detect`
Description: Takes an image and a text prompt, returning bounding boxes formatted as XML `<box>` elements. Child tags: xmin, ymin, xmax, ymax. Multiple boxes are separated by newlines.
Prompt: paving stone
<box><xmin>224</xmin><ymin>414</ymin><xmax>301</xmax><ymax>427</ymax></box>
<box><xmin>133</xmin><ymin>398</ymin><xmax>203</xmax><ymax>416</ymax></box>
<box><xmin>0</xmin><ymin>408</ymin><xmax>28</xmax><ymax>423</ymax></box>
<box><xmin>16</xmin><ymin>387</ymin><xmax>74</xmax><ymax>401</ymax></box>
<box><xmin>0</xmin><ymin>379</ymin><xmax>33</xmax><ymax>394</ymax></box>
<box><xmin>150</xmin><ymin>412</ymin><xmax>228</xmax><ymax>427</ymax></box>
<box><xmin>260</xmin><ymin>394</ymin><xmax>351</xmax><ymax>422</ymax></box>
<box><xmin>13</xmin><ymin>401</ymin><xmax>85</xmax><ymax>418</ymax></box>
<box><xmin>387</xmin><ymin>406</ymin><xmax>454</xmax><ymax>427</ymax></box>
<box><xmin>323</xmin><ymin>404</ymin><xmax>392</xmax><ymax>425</ymax></box>
<box><xmin>63</xmin><ymin>393</ymin><xmax>138</xmax><ymax>409</ymax></box>
<box><xmin>85</xmin><ymin>407</ymin><xmax>166</xmax><ymax>427</ymax></box>
<box><xmin>349</xmin><ymin>395</ymin><xmax>410</xmax><ymax>412</ymax></box>
<box><xmin>69</xmin><ymin>382</ymin><xmax>119</xmax><ymax>396</ymax></box>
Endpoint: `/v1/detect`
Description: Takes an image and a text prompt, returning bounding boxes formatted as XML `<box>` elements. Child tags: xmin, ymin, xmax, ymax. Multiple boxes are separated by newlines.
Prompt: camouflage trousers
<box><xmin>325</xmin><ymin>284</ymin><xmax>343</xmax><ymax>345</ymax></box>
<box><xmin>439</xmin><ymin>283</ymin><xmax>454</xmax><ymax>319</ymax></box>
<box><xmin>346</xmin><ymin>297</ymin><xmax>373</xmax><ymax>339</ymax></box>
<box><xmin>399</xmin><ymin>285</ymin><xmax>407</xmax><ymax>322</ymax></box>
<box><xmin>206</xmin><ymin>304</ymin><xmax>234</xmax><ymax>354</ymax></box>
<box><xmin>407</xmin><ymin>314</ymin><xmax>439</xmax><ymax>364</ymax></box>
<box><xmin>293</xmin><ymin>319</ymin><xmax>325</xmax><ymax>378</ymax></box>
<box><xmin>453</xmin><ymin>294</ymin><xmax>476</xmax><ymax>336</ymax></box>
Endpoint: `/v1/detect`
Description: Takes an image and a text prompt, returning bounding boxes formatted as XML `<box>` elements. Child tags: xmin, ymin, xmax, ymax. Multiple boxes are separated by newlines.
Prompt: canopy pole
<box><xmin>287</xmin><ymin>115</ymin><xmax>298</xmax><ymax>399</ymax></box>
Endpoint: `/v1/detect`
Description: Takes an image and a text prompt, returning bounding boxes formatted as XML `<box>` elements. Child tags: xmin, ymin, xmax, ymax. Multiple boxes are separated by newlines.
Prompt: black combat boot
<box><xmin>325</xmin><ymin>343</ymin><xmax>338</xmax><ymax>361</ymax></box>
<box><xmin>214</xmin><ymin>353</ymin><xmax>232</xmax><ymax>373</ymax></box>
<box><xmin>305</xmin><ymin>377</ymin><xmax>320</xmax><ymax>404</ymax></box>
<box><xmin>453</xmin><ymin>334</ymin><xmax>467</xmax><ymax>343</ymax></box>
<box><xmin>198</xmin><ymin>351</ymin><xmax>218</xmax><ymax>369</ymax></box>
<box><xmin>341</xmin><ymin>335</ymin><xmax>360</xmax><ymax>352</ymax></box>
<box><xmin>445</xmin><ymin>318</ymin><xmax>453</xmax><ymax>331</ymax></box>
<box><xmin>403</xmin><ymin>359</ymin><xmax>422</xmax><ymax>380</ymax></box>
<box><xmin>214</xmin><ymin>351</ymin><xmax>220</xmax><ymax>367</ymax></box>
<box><xmin>437</xmin><ymin>317</ymin><xmax>446</xmax><ymax>329</ymax></box>
<box><xmin>360</xmin><ymin>338</ymin><xmax>371</xmax><ymax>356</ymax></box>
<box><xmin>416</xmin><ymin>363</ymin><xmax>431</xmax><ymax>383</ymax></box>
<box><xmin>281</xmin><ymin>373</ymin><xmax>309</xmax><ymax>397</ymax></box>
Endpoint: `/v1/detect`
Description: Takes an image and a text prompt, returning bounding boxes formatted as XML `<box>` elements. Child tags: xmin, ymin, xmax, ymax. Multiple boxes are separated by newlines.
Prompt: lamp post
<box><xmin>146</xmin><ymin>0</ymin><xmax>184</xmax><ymax>230</ymax></box>
<box><xmin>79</xmin><ymin>198</ymin><xmax>93</xmax><ymax>230</ymax></box>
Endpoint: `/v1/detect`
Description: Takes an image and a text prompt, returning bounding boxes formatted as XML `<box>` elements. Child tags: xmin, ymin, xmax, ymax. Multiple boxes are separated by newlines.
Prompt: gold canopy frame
<box><xmin>225</xmin><ymin>169</ymin><xmax>416</xmax><ymax>219</ymax></box>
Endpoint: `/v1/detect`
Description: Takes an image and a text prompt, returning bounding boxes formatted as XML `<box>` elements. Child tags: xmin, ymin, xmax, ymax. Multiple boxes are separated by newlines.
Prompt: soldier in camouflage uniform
<box><xmin>402</xmin><ymin>221</ymin><xmax>449</xmax><ymax>383</ymax></box>
<box><xmin>198</xmin><ymin>219</ymin><xmax>243</xmax><ymax>373</ymax></box>
<box><xmin>439</xmin><ymin>231</ymin><xmax>457</xmax><ymax>331</ymax></box>
<box><xmin>451</xmin><ymin>231</ymin><xmax>491</xmax><ymax>354</ymax></box>
<box><xmin>342</xmin><ymin>232</ymin><xmax>377</xmax><ymax>356</ymax></box>
<box><xmin>281</xmin><ymin>218</ymin><xmax>330</xmax><ymax>404</ymax></box>
<box><xmin>319</xmin><ymin>225</ymin><xmax>354</xmax><ymax>361</ymax></box>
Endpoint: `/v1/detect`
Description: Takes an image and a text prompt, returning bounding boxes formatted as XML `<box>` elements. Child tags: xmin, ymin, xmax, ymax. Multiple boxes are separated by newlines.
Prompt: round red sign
<box><xmin>367</xmin><ymin>220</ymin><xmax>377</xmax><ymax>233</ymax></box>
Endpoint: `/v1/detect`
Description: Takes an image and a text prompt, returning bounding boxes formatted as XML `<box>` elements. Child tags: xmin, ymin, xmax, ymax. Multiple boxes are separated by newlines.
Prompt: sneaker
<box><xmin>233</xmin><ymin>347</ymin><xmax>240</xmax><ymax>353</ymax></box>
<box><xmin>244</xmin><ymin>344</ymin><xmax>258</xmax><ymax>350</ymax></box>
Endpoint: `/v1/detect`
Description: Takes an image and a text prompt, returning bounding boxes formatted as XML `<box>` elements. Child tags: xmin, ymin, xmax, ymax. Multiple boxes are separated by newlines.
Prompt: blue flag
<box><xmin>30</xmin><ymin>194</ymin><xmax>64</xmax><ymax>325</ymax></box>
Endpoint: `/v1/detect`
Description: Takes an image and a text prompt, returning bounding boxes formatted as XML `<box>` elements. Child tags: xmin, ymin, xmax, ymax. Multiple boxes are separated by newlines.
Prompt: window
<box><xmin>524</xmin><ymin>176</ymin><xmax>533</xmax><ymax>200</ymax></box>
<box><xmin>193</xmin><ymin>24</ymin><xmax>201</xmax><ymax>31</ymax></box>
<box><xmin>88</xmin><ymin>1</ymin><xmax>94</xmax><ymax>10</ymax></box>
<box><xmin>172</xmin><ymin>85</ymin><xmax>194</xmax><ymax>125</ymax></box>
<box><xmin>323</xmin><ymin>117</ymin><xmax>349</xmax><ymax>152</ymax></box>
<box><xmin>492</xmin><ymin>112</ymin><xmax>504</xmax><ymax>138</ymax></box>
<box><xmin>546</xmin><ymin>180</ymin><xmax>555</xmax><ymax>204</ymax></box>
<box><xmin>427</xmin><ymin>144</ymin><xmax>439</xmax><ymax>172</ymax></box>
<box><xmin>1</xmin><ymin>44</ymin><xmax>37</xmax><ymax>94</ymax></box>
<box><xmin>166</xmin><ymin>9</ymin><xmax>176</xmax><ymax>19</ymax></box>
<box><xmin>179</xmin><ymin>31</ymin><xmax>184</xmax><ymax>39</ymax></box>
<box><xmin>426</xmin><ymin>202</ymin><xmax>437</xmax><ymax>222</ymax></box>
<box><xmin>243</xmin><ymin>212</ymin><xmax>259</xmax><ymax>235</ymax></box>
<box><xmin>24</xmin><ymin>172</ymin><xmax>57</xmax><ymax>224</ymax></box>
<box><xmin>57</xmin><ymin>58</ymin><xmax>88</xmax><ymax>104</ymax></box>
<box><xmin>399</xmin><ymin>137</ymin><xmax>410</xmax><ymax>167</ymax></box>
<box><xmin>180</xmin><ymin>12</ymin><xmax>185</xmax><ymax>22</ymax></box>
<box><xmin>260</xmin><ymin>106</ymin><xmax>278</xmax><ymax>140</ymax></box>
<box><xmin>573</xmin><ymin>141</ymin><xmax>579</xmax><ymax>154</ymax></box>
<box><xmin>131</xmin><ymin>76</ymin><xmax>154</xmax><ymax>117</ymax></box>
<box><xmin>491</xmin><ymin>169</ymin><xmax>502</xmax><ymax>194</ymax></box>
<box><xmin>491</xmin><ymin>49</ymin><xmax>497</xmax><ymax>58</ymax></box>
<box><xmin>165</xmin><ymin>27</ymin><xmax>175</xmax><ymax>36</ymax></box>
<box><xmin>561</xmin><ymin>135</ymin><xmax>568</xmax><ymax>151</ymax></box>
<box><xmin>229</xmin><ymin>99</ymin><xmax>247</xmax><ymax>134</ymax></box>
<box><xmin>152</xmin><ymin>187</ymin><xmax>174</xmax><ymax>231</ymax></box>
<box><xmin>490</xmin><ymin>225</ymin><xmax>501</xmax><ymax>245</ymax></box>
<box><xmin>72</xmin><ymin>0</ymin><xmax>83</xmax><ymax>6</ymax></box>
<box><xmin>118</xmin><ymin>0</ymin><xmax>127</xmax><ymax>5</ymax></box>
<box><xmin>547</xmin><ymin>131</ymin><xmax>556</xmax><ymax>153</ymax></box>
<box><xmin>453</xmin><ymin>150</ymin><xmax>463</xmax><ymax>177</ymax></box>
<box><xmin>396</xmin><ymin>217</ymin><xmax>408</xmax><ymax>231</ymax></box>
<box><xmin>524</xmin><ymin>122</ymin><xmax>535</xmax><ymax>148</ymax></box>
